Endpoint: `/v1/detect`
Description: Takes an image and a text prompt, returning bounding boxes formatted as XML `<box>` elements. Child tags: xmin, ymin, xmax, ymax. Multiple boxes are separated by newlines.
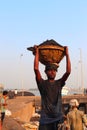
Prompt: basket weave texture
<box><xmin>27</xmin><ymin>39</ymin><xmax>65</xmax><ymax>65</ymax></box>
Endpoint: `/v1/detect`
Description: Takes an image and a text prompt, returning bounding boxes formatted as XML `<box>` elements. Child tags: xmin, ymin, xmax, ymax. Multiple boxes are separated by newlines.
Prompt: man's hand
<box><xmin>64</xmin><ymin>46</ymin><xmax>69</xmax><ymax>56</ymax></box>
<box><xmin>33</xmin><ymin>45</ymin><xmax>38</xmax><ymax>55</ymax></box>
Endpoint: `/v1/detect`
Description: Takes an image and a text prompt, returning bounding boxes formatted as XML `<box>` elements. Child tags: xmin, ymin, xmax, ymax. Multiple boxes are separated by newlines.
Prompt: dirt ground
<box><xmin>2</xmin><ymin>116</ymin><xmax>25</xmax><ymax>130</ymax></box>
<box><xmin>1</xmin><ymin>96</ymin><xmax>40</xmax><ymax>130</ymax></box>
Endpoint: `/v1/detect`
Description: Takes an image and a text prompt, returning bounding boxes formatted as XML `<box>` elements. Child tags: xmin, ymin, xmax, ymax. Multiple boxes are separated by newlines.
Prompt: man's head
<box><xmin>45</xmin><ymin>63</ymin><xmax>59</xmax><ymax>72</ymax></box>
<box><xmin>45</xmin><ymin>63</ymin><xmax>59</xmax><ymax>80</ymax></box>
<box><xmin>69</xmin><ymin>99</ymin><xmax>79</xmax><ymax>107</ymax></box>
<box><xmin>3</xmin><ymin>90</ymin><xmax>8</xmax><ymax>96</ymax></box>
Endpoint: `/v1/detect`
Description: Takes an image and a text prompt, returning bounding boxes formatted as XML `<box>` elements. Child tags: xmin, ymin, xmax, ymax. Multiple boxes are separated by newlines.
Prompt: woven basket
<box><xmin>27</xmin><ymin>39</ymin><xmax>65</xmax><ymax>65</ymax></box>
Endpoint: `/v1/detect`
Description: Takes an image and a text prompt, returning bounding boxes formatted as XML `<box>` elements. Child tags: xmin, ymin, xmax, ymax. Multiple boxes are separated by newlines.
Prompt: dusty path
<box><xmin>1</xmin><ymin>96</ymin><xmax>41</xmax><ymax>130</ymax></box>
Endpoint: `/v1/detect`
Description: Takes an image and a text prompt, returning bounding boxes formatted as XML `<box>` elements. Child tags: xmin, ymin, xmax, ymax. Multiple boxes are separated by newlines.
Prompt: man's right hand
<box><xmin>64</xmin><ymin>46</ymin><xmax>69</xmax><ymax>56</ymax></box>
<box><xmin>33</xmin><ymin>45</ymin><xmax>38</xmax><ymax>55</ymax></box>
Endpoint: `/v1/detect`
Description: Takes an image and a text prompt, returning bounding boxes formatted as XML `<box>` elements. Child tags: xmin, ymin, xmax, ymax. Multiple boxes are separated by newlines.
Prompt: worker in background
<box><xmin>67</xmin><ymin>99</ymin><xmax>87</xmax><ymax>130</ymax></box>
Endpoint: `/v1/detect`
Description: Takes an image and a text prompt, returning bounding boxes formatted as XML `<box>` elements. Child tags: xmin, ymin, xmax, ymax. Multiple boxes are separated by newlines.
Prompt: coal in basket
<box><xmin>27</xmin><ymin>39</ymin><xmax>65</xmax><ymax>66</ymax></box>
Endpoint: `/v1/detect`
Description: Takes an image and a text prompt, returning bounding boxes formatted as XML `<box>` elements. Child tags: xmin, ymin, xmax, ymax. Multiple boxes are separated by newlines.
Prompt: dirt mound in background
<box><xmin>2</xmin><ymin>117</ymin><xmax>25</xmax><ymax>130</ymax></box>
<box><xmin>2</xmin><ymin>96</ymin><xmax>40</xmax><ymax>130</ymax></box>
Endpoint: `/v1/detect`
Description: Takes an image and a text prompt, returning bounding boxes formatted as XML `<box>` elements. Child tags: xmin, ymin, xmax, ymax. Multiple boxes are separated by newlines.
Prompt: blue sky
<box><xmin>0</xmin><ymin>0</ymin><xmax>87</xmax><ymax>90</ymax></box>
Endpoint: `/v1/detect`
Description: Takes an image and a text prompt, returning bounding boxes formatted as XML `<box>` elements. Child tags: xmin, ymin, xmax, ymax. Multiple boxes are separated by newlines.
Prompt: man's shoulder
<box><xmin>67</xmin><ymin>109</ymin><xmax>85</xmax><ymax>119</ymax></box>
<box><xmin>77</xmin><ymin>110</ymin><xmax>84</xmax><ymax>115</ymax></box>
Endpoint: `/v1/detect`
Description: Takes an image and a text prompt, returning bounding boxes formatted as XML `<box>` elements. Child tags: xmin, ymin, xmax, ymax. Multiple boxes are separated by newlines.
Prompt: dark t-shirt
<box><xmin>36</xmin><ymin>79</ymin><xmax>65</xmax><ymax>124</ymax></box>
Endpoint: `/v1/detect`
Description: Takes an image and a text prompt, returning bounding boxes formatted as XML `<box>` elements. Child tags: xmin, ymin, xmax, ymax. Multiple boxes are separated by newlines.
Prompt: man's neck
<box><xmin>48</xmin><ymin>79</ymin><xmax>55</xmax><ymax>82</ymax></box>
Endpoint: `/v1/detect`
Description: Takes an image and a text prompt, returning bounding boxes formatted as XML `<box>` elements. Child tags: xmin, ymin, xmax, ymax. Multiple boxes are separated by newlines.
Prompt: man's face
<box><xmin>45</xmin><ymin>69</ymin><xmax>57</xmax><ymax>80</ymax></box>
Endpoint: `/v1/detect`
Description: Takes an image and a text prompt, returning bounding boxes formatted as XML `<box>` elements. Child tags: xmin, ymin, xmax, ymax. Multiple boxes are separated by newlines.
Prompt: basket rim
<box><xmin>27</xmin><ymin>46</ymin><xmax>65</xmax><ymax>51</ymax></box>
<box><xmin>38</xmin><ymin>46</ymin><xmax>64</xmax><ymax>51</ymax></box>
